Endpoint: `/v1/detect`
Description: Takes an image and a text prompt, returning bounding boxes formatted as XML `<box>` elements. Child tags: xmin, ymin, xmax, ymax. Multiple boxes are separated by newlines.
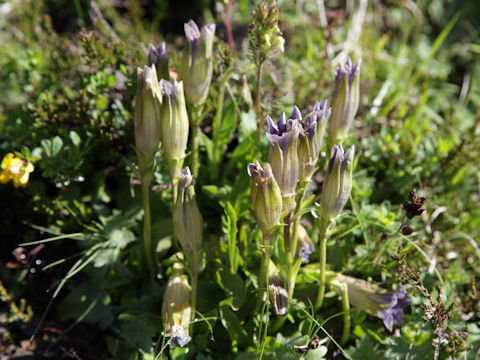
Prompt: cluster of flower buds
<box><xmin>0</xmin><ymin>153</ymin><xmax>35</xmax><ymax>188</ymax></box>
<box><xmin>134</xmin><ymin>65</ymin><xmax>190</xmax><ymax>181</ymax></box>
<box><xmin>247</xmin><ymin>161</ymin><xmax>283</xmax><ymax>240</ymax></box>
<box><xmin>162</xmin><ymin>261</ymin><xmax>192</xmax><ymax>347</ymax></box>
<box><xmin>249</xmin><ymin>0</ymin><xmax>285</xmax><ymax>64</ymax></box>
<box><xmin>265</xmin><ymin>102</ymin><xmax>331</xmax><ymax>210</ymax></box>
<box><xmin>320</xmin><ymin>144</ymin><xmax>355</xmax><ymax>221</ymax></box>
<box><xmin>266</xmin><ymin>111</ymin><xmax>302</xmax><ymax>211</ymax></box>
<box><xmin>181</xmin><ymin>20</ymin><xmax>216</xmax><ymax>108</ymax></box>
<box><xmin>148</xmin><ymin>42</ymin><xmax>170</xmax><ymax>80</ymax></box>
<box><xmin>331</xmin><ymin>273</ymin><xmax>410</xmax><ymax>332</ymax></box>
<box><xmin>173</xmin><ymin>167</ymin><xmax>203</xmax><ymax>275</ymax></box>
<box><xmin>328</xmin><ymin>57</ymin><xmax>361</xmax><ymax>143</ymax></box>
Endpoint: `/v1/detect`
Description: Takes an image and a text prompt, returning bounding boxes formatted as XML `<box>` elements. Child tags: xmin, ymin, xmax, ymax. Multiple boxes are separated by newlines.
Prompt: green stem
<box><xmin>172</xmin><ymin>178</ymin><xmax>178</xmax><ymax>208</ymax></box>
<box><xmin>142</xmin><ymin>183</ymin><xmax>155</xmax><ymax>278</ymax></box>
<box><xmin>257</xmin><ymin>248</ymin><xmax>271</xmax><ymax>312</ymax></box>
<box><xmin>315</xmin><ymin>218</ymin><xmax>331</xmax><ymax>310</ymax></box>
<box><xmin>190</xmin><ymin>271</ymin><xmax>198</xmax><ymax>337</ymax></box>
<box><xmin>189</xmin><ymin>105</ymin><xmax>203</xmax><ymax>178</ymax></box>
<box><xmin>256</xmin><ymin>235</ymin><xmax>273</xmax><ymax>313</ymax></box>
<box><xmin>191</xmin><ymin>122</ymin><xmax>200</xmax><ymax>178</ymax></box>
<box><xmin>290</xmin><ymin>184</ymin><xmax>308</xmax><ymax>268</ymax></box>
<box><xmin>340</xmin><ymin>282</ymin><xmax>351</xmax><ymax>345</ymax></box>
<box><xmin>283</xmin><ymin>213</ymin><xmax>293</xmax><ymax>298</ymax></box>
<box><xmin>255</xmin><ymin>60</ymin><xmax>264</xmax><ymax>137</ymax></box>
<box><xmin>286</xmin><ymin>184</ymin><xmax>308</xmax><ymax>304</ymax></box>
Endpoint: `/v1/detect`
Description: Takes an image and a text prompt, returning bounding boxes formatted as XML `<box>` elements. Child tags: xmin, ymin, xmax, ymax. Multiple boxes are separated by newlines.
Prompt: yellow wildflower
<box><xmin>0</xmin><ymin>153</ymin><xmax>35</xmax><ymax>188</ymax></box>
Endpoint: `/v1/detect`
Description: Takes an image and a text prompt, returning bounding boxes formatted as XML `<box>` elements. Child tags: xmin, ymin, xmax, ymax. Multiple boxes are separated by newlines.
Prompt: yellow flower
<box><xmin>0</xmin><ymin>153</ymin><xmax>35</xmax><ymax>188</ymax></box>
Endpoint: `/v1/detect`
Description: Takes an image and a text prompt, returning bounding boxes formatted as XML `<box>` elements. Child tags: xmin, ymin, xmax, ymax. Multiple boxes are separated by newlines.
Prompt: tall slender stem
<box><xmin>256</xmin><ymin>246</ymin><xmax>271</xmax><ymax>311</ymax></box>
<box><xmin>191</xmin><ymin>122</ymin><xmax>200</xmax><ymax>178</ymax></box>
<box><xmin>290</xmin><ymin>184</ymin><xmax>308</xmax><ymax>267</ymax></box>
<box><xmin>142</xmin><ymin>182</ymin><xmax>155</xmax><ymax>278</ymax></box>
<box><xmin>255</xmin><ymin>60</ymin><xmax>264</xmax><ymax>136</ymax></box>
<box><xmin>283</xmin><ymin>214</ymin><xmax>293</xmax><ymax>298</ymax></box>
<box><xmin>189</xmin><ymin>105</ymin><xmax>203</xmax><ymax>178</ymax></box>
<box><xmin>256</xmin><ymin>234</ymin><xmax>274</xmax><ymax>313</ymax></box>
<box><xmin>285</xmin><ymin>184</ymin><xmax>308</xmax><ymax>303</ymax></box>
<box><xmin>190</xmin><ymin>271</ymin><xmax>198</xmax><ymax>337</ymax></box>
<box><xmin>222</xmin><ymin>3</ymin><xmax>234</xmax><ymax>51</ymax></box>
<box><xmin>340</xmin><ymin>282</ymin><xmax>351</xmax><ymax>345</ymax></box>
<box><xmin>315</xmin><ymin>218</ymin><xmax>331</xmax><ymax>310</ymax></box>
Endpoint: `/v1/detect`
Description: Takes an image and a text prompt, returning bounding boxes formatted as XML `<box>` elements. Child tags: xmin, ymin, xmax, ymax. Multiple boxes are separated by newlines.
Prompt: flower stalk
<box><xmin>189</xmin><ymin>104</ymin><xmax>203</xmax><ymax>178</ymax></box>
<box><xmin>315</xmin><ymin>217</ymin><xmax>332</xmax><ymax>310</ymax></box>
<box><xmin>339</xmin><ymin>281</ymin><xmax>351</xmax><ymax>345</ymax></box>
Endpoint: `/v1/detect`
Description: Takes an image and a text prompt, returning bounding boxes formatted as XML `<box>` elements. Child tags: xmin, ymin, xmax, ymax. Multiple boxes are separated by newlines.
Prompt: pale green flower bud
<box><xmin>162</xmin><ymin>261</ymin><xmax>192</xmax><ymax>347</ymax></box>
<box><xmin>159</xmin><ymin>79</ymin><xmax>189</xmax><ymax>179</ymax></box>
<box><xmin>247</xmin><ymin>161</ymin><xmax>283</xmax><ymax>239</ymax></box>
<box><xmin>181</xmin><ymin>20</ymin><xmax>216</xmax><ymax>107</ymax></box>
<box><xmin>328</xmin><ymin>58</ymin><xmax>361</xmax><ymax>142</ymax></box>
<box><xmin>173</xmin><ymin>167</ymin><xmax>203</xmax><ymax>274</ymax></box>
<box><xmin>320</xmin><ymin>144</ymin><xmax>354</xmax><ymax>220</ymax></box>
<box><xmin>134</xmin><ymin>65</ymin><xmax>162</xmax><ymax>164</ymax></box>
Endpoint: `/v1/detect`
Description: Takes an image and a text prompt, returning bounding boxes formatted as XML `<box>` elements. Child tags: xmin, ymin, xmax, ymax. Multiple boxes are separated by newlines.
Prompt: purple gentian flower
<box><xmin>377</xmin><ymin>290</ymin><xmax>411</xmax><ymax>332</ymax></box>
<box><xmin>332</xmin><ymin>274</ymin><xmax>410</xmax><ymax>332</ymax></box>
<box><xmin>297</xmin><ymin>100</ymin><xmax>330</xmax><ymax>183</ymax></box>
<box><xmin>328</xmin><ymin>57</ymin><xmax>361</xmax><ymax>142</ymax></box>
<box><xmin>266</xmin><ymin>109</ymin><xmax>302</xmax><ymax>211</ymax></box>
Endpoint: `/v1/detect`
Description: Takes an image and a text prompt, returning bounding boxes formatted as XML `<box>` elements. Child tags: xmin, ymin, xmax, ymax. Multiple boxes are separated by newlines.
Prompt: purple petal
<box><xmin>170</xmin><ymin>333</ymin><xmax>192</xmax><ymax>347</ymax></box>
<box><xmin>247</xmin><ymin>161</ymin><xmax>261</xmax><ymax>177</ymax></box>
<box><xmin>289</xmin><ymin>106</ymin><xmax>302</xmax><ymax>121</ymax></box>
<box><xmin>266</xmin><ymin>132</ymin><xmax>282</xmax><ymax>147</ymax></box>
<box><xmin>346</xmin><ymin>56</ymin><xmax>353</xmax><ymax>69</ymax></box>
<box><xmin>266</xmin><ymin>116</ymin><xmax>279</xmax><ymax>134</ymax></box>
<box><xmin>277</xmin><ymin>113</ymin><xmax>287</xmax><ymax>133</ymax></box>
<box><xmin>377</xmin><ymin>290</ymin><xmax>410</xmax><ymax>332</ymax></box>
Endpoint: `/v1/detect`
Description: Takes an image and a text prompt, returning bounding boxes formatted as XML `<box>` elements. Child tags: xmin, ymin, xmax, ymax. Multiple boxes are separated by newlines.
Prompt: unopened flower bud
<box><xmin>173</xmin><ymin>167</ymin><xmax>203</xmax><ymax>274</ymax></box>
<box><xmin>247</xmin><ymin>161</ymin><xmax>283</xmax><ymax>239</ymax></box>
<box><xmin>320</xmin><ymin>144</ymin><xmax>354</xmax><ymax>220</ymax></box>
<box><xmin>297</xmin><ymin>101</ymin><xmax>330</xmax><ymax>183</ymax></box>
<box><xmin>328</xmin><ymin>58</ymin><xmax>361</xmax><ymax>142</ymax></box>
<box><xmin>181</xmin><ymin>20</ymin><xmax>216</xmax><ymax>107</ymax></box>
<box><xmin>332</xmin><ymin>273</ymin><xmax>410</xmax><ymax>332</ymax></box>
<box><xmin>266</xmin><ymin>111</ymin><xmax>302</xmax><ymax>211</ymax></box>
<box><xmin>159</xmin><ymin>79</ymin><xmax>189</xmax><ymax>179</ymax></box>
<box><xmin>148</xmin><ymin>42</ymin><xmax>170</xmax><ymax>80</ymax></box>
<box><xmin>162</xmin><ymin>261</ymin><xmax>192</xmax><ymax>347</ymax></box>
<box><xmin>134</xmin><ymin>65</ymin><xmax>162</xmax><ymax>182</ymax></box>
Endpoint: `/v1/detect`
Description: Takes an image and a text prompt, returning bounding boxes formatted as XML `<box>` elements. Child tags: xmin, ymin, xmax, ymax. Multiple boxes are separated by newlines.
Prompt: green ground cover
<box><xmin>0</xmin><ymin>0</ymin><xmax>479</xmax><ymax>359</ymax></box>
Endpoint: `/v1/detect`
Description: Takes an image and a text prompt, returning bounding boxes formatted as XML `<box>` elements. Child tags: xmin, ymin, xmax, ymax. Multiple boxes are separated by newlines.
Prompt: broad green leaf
<box><xmin>219</xmin><ymin>305</ymin><xmax>249</xmax><ymax>348</ymax></box>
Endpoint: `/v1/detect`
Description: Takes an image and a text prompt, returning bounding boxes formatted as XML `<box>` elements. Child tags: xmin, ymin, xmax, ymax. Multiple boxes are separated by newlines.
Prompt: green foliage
<box><xmin>0</xmin><ymin>0</ymin><xmax>479</xmax><ymax>359</ymax></box>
